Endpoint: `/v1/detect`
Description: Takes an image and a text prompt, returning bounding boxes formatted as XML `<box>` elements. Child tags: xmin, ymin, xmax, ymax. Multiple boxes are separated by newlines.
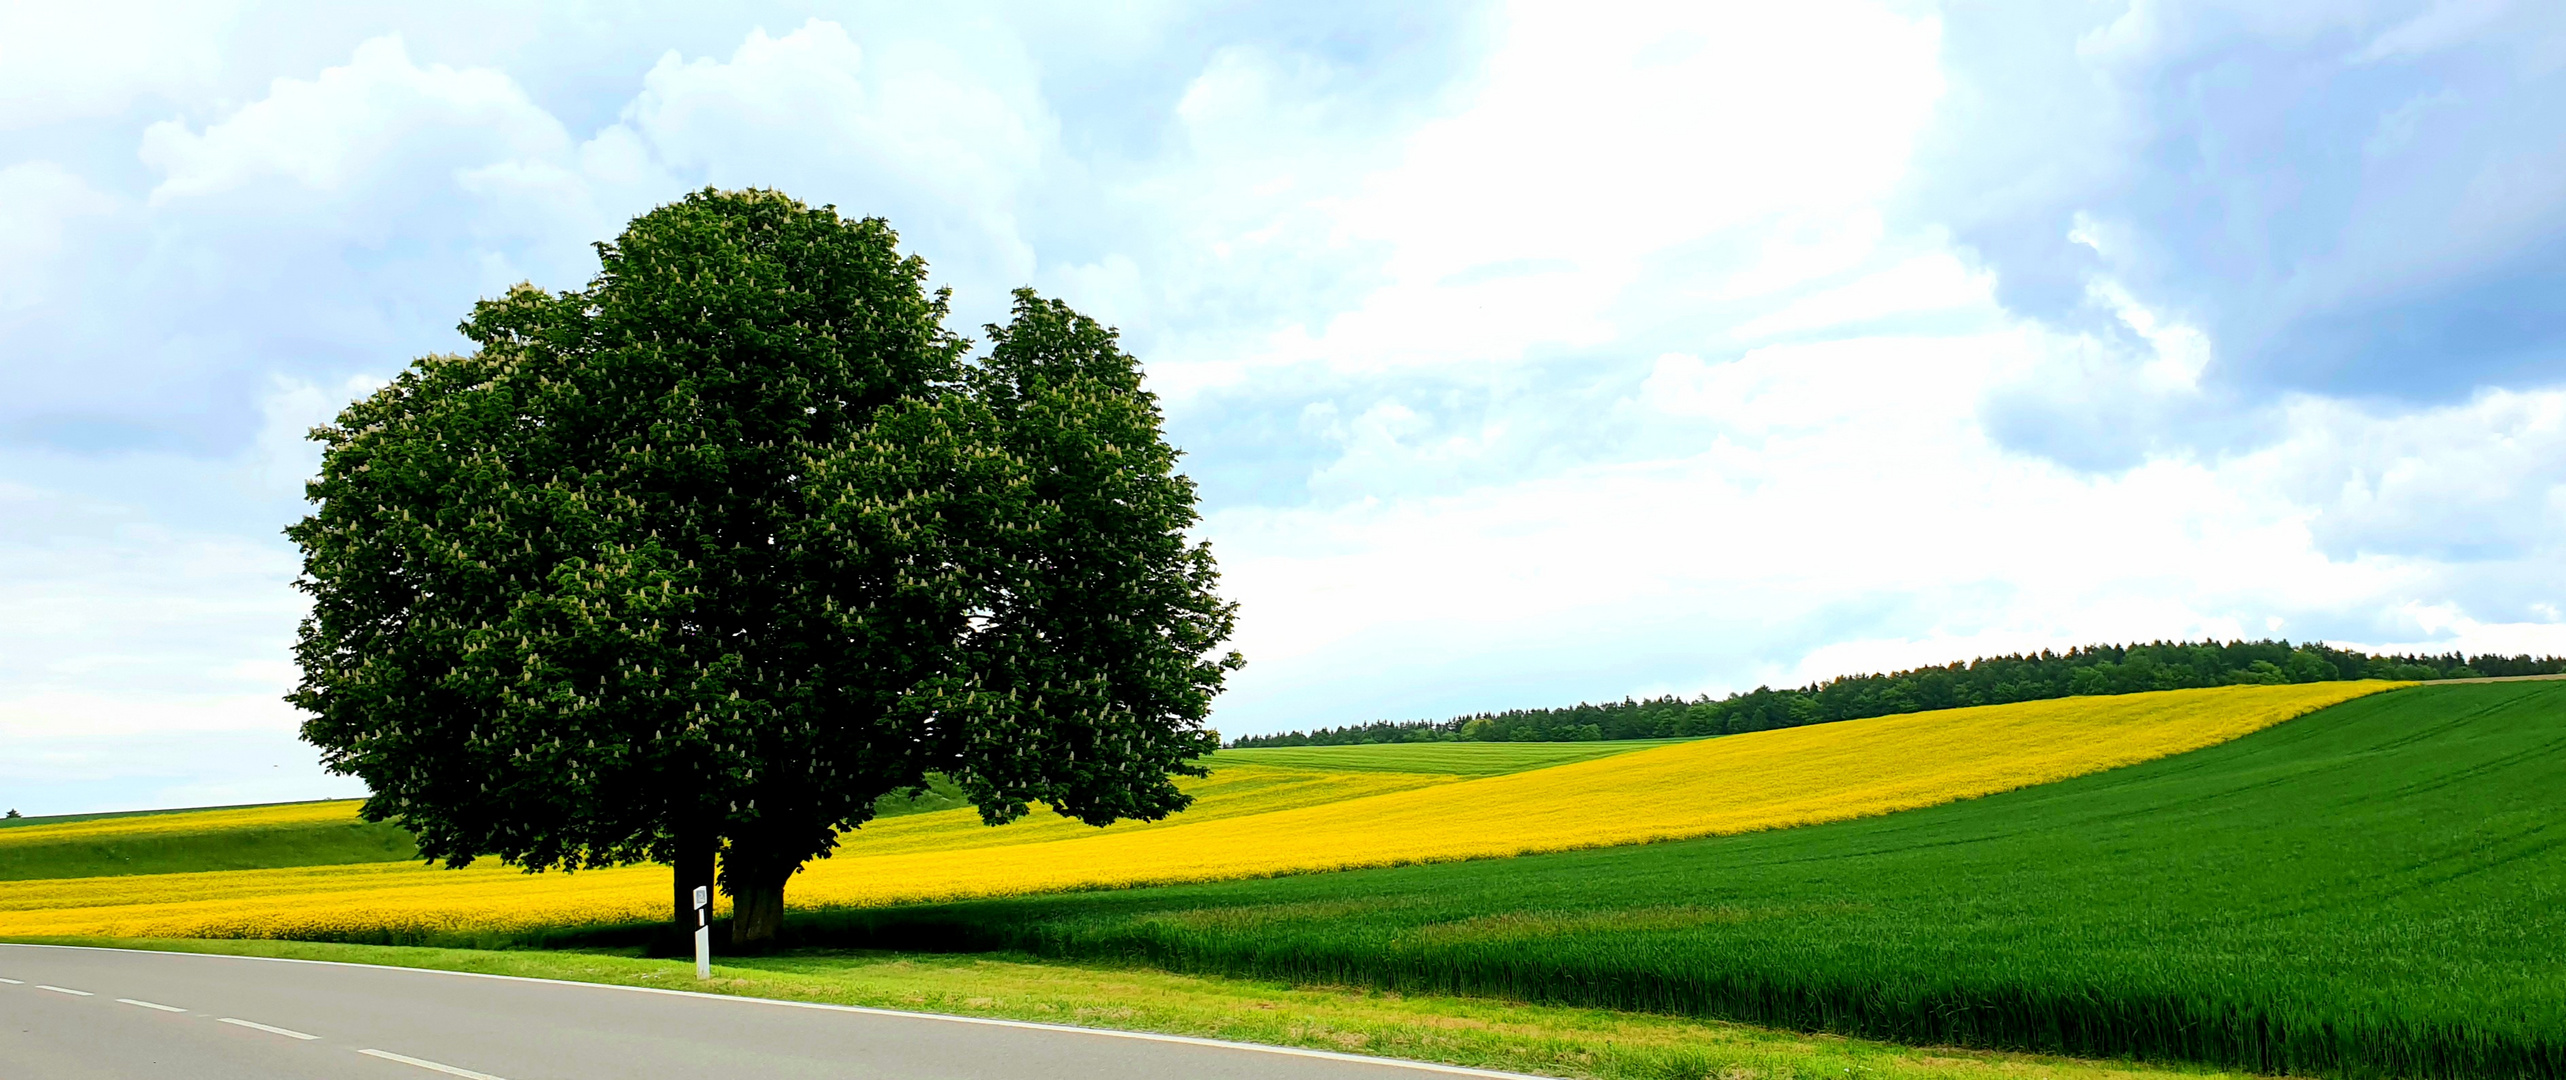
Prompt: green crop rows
<box><xmin>827</xmin><ymin>681</ymin><xmax>2566</xmax><ymax>1079</ymax></box>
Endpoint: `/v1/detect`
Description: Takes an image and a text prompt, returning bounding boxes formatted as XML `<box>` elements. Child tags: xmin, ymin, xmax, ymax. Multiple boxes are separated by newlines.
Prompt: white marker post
<box><xmin>692</xmin><ymin>885</ymin><xmax>711</xmax><ymax>980</ymax></box>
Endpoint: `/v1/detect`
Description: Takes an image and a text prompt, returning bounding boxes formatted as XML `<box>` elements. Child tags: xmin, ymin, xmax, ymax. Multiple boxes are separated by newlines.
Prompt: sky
<box><xmin>4</xmin><ymin>1</ymin><xmax>2565</xmax><ymax>815</ymax></box>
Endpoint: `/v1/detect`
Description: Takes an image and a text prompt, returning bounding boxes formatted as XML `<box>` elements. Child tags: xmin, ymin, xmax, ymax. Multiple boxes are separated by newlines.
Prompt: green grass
<box><xmin>0</xmin><ymin>747</ymin><xmax>1624</xmax><ymax>882</ymax></box>
<box><xmin>0</xmin><ymin>776</ymin><xmax>983</xmax><ymax>882</ymax></box>
<box><xmin>1207</xmin><ymin>739</ymin><xmax>1688</xmax><ymax>776</ymax></box>
<box><xmin>24</xmin><ymin>687</ymin><xmax>2549</xmax><ymax>1075</ymax></box>
<box><xmin>807</xmin><ymin>681</ymin><xmax>2566</xmax><ymax>1079</ymax></box>
<box><xmin>871</xmin><ymin>773</ymin><xmax>975</xmax><ymax>817</ymax></box>
<box><xmin>32</xmin><ymin>939</ymin><xmax>2245</xmax><ymax>1080</ymax></box>
<box><xmin>0</xmin><ymin>810</ymin><xmax>421</xmax><ymax>881</ymax></box>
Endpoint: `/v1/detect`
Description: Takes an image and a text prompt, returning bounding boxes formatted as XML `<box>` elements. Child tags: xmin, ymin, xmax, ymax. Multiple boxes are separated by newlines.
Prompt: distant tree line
<box><xmin>1227</xmin><ymin>640</ymin><xmax>2566</xmax><ymax>748</ymax></box>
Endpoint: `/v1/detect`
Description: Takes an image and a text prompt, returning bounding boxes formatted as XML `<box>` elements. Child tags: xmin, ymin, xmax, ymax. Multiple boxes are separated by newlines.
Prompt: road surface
<box><xmin>0</xmin><ymin>944</ymin><xmax>1538</xmax><ymax>1080</ymax></box>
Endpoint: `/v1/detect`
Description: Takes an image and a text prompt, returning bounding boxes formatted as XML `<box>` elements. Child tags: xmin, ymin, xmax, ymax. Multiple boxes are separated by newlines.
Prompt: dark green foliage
<box><xmin>1232</xmin><ymin>639</ymin><xmax>2561</xmax><ymax>747</ymax></box>
<box><xmin>289</xmin><ymin>189</ymin><xmax>1237</xmax><ymax>944</ymax></box>
<box><xmin>933</xmin><ymin>292</ymin><xmax>1242</xmax><ymax>828</ymax></box>
<box><xmin>834</xmin><ymin>682</ymin><xmax>2566</xmax><ymax>1079</ymax></box>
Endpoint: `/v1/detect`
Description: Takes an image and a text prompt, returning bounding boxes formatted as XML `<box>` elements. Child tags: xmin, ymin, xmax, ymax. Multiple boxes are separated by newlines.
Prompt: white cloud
<box><xmin>0</xmin><ymin>163</ymin><xmax>120</xmax><ymax>311</ymax></box>
<box><xmin>2351</xmin><ymin>0</ymin><xmax>2514</xmax><ymax>63</ymax></box>
<box><xmin>629</xmin><ymin>20</ymin><xmax>1046</xmax><ymax>204</ymax></box>
<box><xmin>602</xmin><ymin>18</ymin><xmax>1055</xmax><ymax>313</ymax></box>
<box><xmin>1933</xmin><ymin>0</ymin><xmax>2566</xmax><ymax>397</ymax></box>
<box><xmin>2241</xmin><ymin>388</ymin><xmax>2566</xmax><ymax>564</ymax></box>
<box><xmin>140</xmin><ymin>36</ymin><xmax>571</xmax><ymax>215</ymax></box>
<box><xmin>8</xmin><ymin>1</ymin><xmax>2566</xmax><ymax>804</ymax></box>
<box><xmin>1273</xmin><ymin>0</ymin><xmax>1946</xmax><ymax>379</ymax></box>
<box><xmin>1202</xmin><ymin>317</ymin><xmax>2495</xmax><ymax>733</ymax></box>
<box><xmin>0</xmin><ymin>0</ymin><xmax>236</xmax><ymax>130</ymax></box>
<box><xmin>249</xmin><ymin>373</ymin><xmax>381</xmax><ymax>497</ymax></box>
<box><xmin>1724</xmin><ymin>253</ymin><xmax>1993</xmax><ymax>341</ymax></box>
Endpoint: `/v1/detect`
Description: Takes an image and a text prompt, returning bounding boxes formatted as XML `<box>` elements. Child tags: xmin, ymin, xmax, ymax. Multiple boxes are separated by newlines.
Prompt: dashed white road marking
<box><xmin>118</xmin><ymin>998</ymin><xmax>187</xmax><ymax>1012</ymax></box>
<box><xmin>8</xmin><ymin>942</ymin><xmax>1551</xmax><ymax>1079</ymax></box>
<box><xmin>0</xmin><ymin>977</ymin><xmax>21</xmax><ymax>984</ymax></box>
<box><xmin>358</xmin><ymin>1049</ymin><xmax>509</xmax><ymax>1079</ymax></box>
<box><xmin>217</xmin><ymin>1017</ymin><xmax>320</xmax><ymax>1040</ymax></box>
<box><xmin>34</xmin><ymin>985</ymin><xmax>92</xmax><ymax>996</ymax></box>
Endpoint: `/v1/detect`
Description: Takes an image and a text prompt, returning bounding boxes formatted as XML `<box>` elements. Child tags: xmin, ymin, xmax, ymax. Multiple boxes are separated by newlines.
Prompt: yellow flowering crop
<box><xmin>0</xmin><ymin>800</ymin><xmax>365</xmax><ymax>847</ymax></box>
<box><xmin>785</xmin><ymin>681</ymin><xmax>2397</xmax><ymax>906</ymax></box>
<box><xmin>0</xmin><ymin>682</ymin><xmax>2400</xmax><ymax>941</ymax></box>
<box><xmin>0</xmin><ymin>764</ymin><xmax>1461</xmax><ymax>939</ymax></box>
<box><xmin>837</xmin><ymin>759</ymin><xmax>1464</xmax><ymax>859</ymax></box>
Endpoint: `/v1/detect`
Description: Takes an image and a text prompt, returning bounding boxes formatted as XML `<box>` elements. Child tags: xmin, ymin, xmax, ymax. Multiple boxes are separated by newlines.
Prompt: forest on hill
<box><xmin>1228</xmin><ymin>639</ymin><xmax>2566</xmax><ymax>747</ymax></box>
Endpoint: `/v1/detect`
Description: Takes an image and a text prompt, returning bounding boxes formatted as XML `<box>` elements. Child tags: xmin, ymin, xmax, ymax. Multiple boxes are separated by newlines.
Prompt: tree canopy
<box><xmin>290</xmin><ymin>189</ymin><xmax>1239</xmax><ymax>945</ymax></box>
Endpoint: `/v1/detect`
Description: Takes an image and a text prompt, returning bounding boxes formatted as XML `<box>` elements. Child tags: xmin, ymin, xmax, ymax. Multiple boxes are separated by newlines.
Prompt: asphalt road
<box><xmin>0</xmin><ymin>944</ymin><xmax>1537</xmax><ymax>1080</ymax></box>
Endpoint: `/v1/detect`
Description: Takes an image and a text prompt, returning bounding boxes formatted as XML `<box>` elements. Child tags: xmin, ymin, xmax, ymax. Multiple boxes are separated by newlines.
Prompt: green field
<box><xmin>0</xmin><ymin>747</ymin><xmax>1658</xmax><ymax>881</ymax></box>
<box><xmin>0</xmin><ymin>804</ymin><xmax>418</xmax><ymax>881</ymax></box>
<box><xmin>0</xmin><ymin>777</ymin><xmax>980</xmax><ymax>881</ymax></box>
<box><xmin>14</xmin><ymin>687</ymin><xmax>2559</xmax><ymax>1078</ymax></box>
<box><xmin>1206</xmin><ymin>739</ymin><xmax>1686</xmax><ymax>776</ymax></box>
<box><xmin>809</xmin><ymin>681</ymin><xmax>2566</xmax><ymax>1079</ymax></box>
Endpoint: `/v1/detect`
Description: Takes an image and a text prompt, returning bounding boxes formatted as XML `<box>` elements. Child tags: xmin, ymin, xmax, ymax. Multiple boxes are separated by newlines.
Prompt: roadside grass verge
<box><xmin>19</xmin><ymin>937</ymin><xmax>2249</xmax><ymax>1080</ymax></box>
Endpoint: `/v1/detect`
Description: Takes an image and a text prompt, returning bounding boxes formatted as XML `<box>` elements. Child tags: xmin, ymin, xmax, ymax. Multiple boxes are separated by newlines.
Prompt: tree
<box><xmin>289</xmin><ymin>189</ymin><xmax>1239</xmax><ymax>947</ymax></box>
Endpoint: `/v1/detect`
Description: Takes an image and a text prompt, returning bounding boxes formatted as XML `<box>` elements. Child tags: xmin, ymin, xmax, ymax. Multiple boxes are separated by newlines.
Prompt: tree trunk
<box><xmin>670</xmin><ymin>827</ymin><xmax>716</xmax><ymax>937</ymax></box>
<box><xmin>726</xmin><ymin>863</ymin><xmax>790</xmax><ymax>950</ymax></box>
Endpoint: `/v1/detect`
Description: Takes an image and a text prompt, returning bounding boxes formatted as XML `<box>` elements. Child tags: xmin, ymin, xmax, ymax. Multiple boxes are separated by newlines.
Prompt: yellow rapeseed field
<box><xmin>0</xmin><ymin>800</ymin><xmax>363</xmax><ymax>847</ymax></box>
<box><xmin>0</xmin><ymin>763</ymin><xmax>1462</xmax><ymax>939</ymax></box>
<box><xmin>0</xmin><ymin>682</ymin><xmax>2399</xmax><ymax>941</ymax></box>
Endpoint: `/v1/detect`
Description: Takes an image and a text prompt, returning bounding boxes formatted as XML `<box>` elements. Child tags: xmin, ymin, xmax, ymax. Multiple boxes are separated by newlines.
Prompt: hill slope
<box><xmin>0</xmin><ymin>802</ymin><xmax>417</xmax><ymax>881</ymax></box>
<box><xmin>831</xmin><ymin>680</ymin><xmax>2566</xmax><ymax>1079</ymax></box>
<box><xmin>0</xmin><ymin>682</ymin><xmax>2385</xmax><ymax>941</ymax></box>
<box><xmin>0</xmin><ymin>740</ymin><xmax>1645</xmax><ymax>881</ymax></box>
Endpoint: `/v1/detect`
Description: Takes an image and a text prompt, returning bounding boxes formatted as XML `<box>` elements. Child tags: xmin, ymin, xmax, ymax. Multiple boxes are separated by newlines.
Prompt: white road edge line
<box><xmin>0</xmin><ymin>943</ymin><xmax>1540</xmax><ymax>1080</ymax></box>
<box><xmin>217</xmin><ymin>1017</ymin><xmax>320</xmax><ymax>1040</ymax></box>
<box><xmin>34</xmin><ymin>985</ymin><xmax>93</xmax><ymax>996</ymax></box>
<box><xmin>359</xmin><ymin>1049</ymin><xmax>509</xmax><ymax>1079</ymax></box>
<box><xmin>118</xmin><ymin>998</ymin><xmax>188</xmax><ymax>1012</ymax></box>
